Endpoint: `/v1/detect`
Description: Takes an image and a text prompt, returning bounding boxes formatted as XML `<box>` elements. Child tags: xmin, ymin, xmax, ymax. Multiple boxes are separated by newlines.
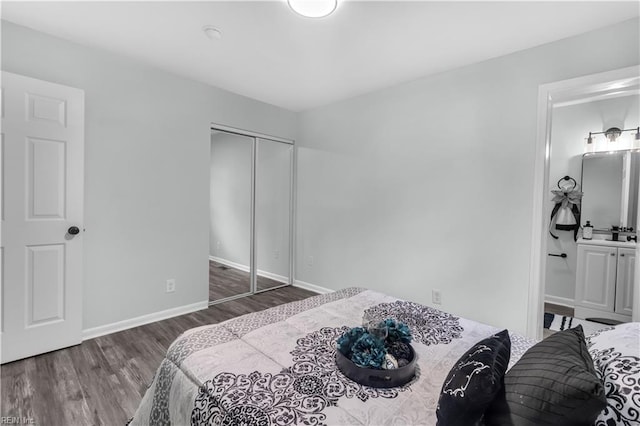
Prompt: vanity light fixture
<box><xmin>585</xmin><ymin>126</ymin><xmax>640</xmax><ymax>153</ymax></box>
<box><xmin>288</xmin><ymin>0</ymin><xmax>338</xmax><ymax>18</ymax></box>
<box><xmin>604</xmin><ymin>127</ymin><xmax>622</xmax><ymax>142</ymax></box>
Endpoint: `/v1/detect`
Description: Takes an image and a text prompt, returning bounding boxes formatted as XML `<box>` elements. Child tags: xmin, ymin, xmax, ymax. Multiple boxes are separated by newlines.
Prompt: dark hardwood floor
<box><xmin>543</xmin><ymin>302</ymin><xmax>575</xmax><ymax>339</ymax></box>
<box><xmin>544</xmin><ymin>302</ymin><xmax>574</xmax><ymax>317</ymax></box>
<box><xmin>209</xmin><ymin>260</ymin><xmax>285</xmax><ymax>301</ymax></box>
<box><xmin>1</xmin><ymin>286</ymin><xmax>315</xmax><ymax>426</ymax></box>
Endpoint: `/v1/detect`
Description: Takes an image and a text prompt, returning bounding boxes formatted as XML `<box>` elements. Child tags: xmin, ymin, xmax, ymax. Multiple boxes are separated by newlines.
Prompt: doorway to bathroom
<box><xmin>209</xmin><ymin>125</ymin><xmax>294</xmax><ymax>304</ymax></box>
<box><xmin>529</xmin><ymin>65</ymin><xmax>640</xmax><ymax>340</ymax></box>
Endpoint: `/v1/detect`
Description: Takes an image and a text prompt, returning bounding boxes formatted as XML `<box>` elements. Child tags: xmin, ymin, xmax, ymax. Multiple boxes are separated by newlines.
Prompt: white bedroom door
<box><xmin>1</xmin><ymin>71</ymin><xmax>84</xmax><ymax>364</ymax></box>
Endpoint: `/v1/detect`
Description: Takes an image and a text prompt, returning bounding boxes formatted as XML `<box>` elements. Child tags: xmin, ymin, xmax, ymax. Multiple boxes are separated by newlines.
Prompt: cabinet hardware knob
<box><xmin>620</xmin><ymin>254</ymin><xmax>625</xmax><ymax>257</ymax></box>
<box><xmin>611</xmin><ymin>253</ymin><xmax>615</xmax><ymax>256</ymax></box>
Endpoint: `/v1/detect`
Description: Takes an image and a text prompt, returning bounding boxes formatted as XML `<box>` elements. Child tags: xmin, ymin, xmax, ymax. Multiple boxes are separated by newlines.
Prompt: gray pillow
<box><xmin>484</xmin><ymin>325</ymin><xmax>606</xmax><ymax>426</ymax></box>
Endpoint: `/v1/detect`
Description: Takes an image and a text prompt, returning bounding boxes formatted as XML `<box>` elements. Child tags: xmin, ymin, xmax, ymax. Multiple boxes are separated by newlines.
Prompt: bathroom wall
<box><xmin>545</xmin><ymin>94</ymin><xmax>640</xmax><ymax>305</ymax></box>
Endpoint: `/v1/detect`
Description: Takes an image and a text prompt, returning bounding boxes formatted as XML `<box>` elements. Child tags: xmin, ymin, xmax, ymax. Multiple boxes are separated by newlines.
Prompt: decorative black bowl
<box><xmin>335</xmin><ymin>345</ymin><xmax>417</xmax><ymax>388</ymax></box>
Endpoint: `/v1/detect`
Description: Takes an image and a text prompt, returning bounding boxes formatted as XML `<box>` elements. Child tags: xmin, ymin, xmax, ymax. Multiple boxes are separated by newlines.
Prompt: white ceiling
<box><xmin>2</xmin><ymin>1</ymin><xmax>639</xmax><ymax>111</ymax></box>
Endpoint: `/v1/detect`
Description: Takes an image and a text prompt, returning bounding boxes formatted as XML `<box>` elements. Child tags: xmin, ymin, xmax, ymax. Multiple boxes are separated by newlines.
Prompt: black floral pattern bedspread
<box><xmin>130</xmin><ymin>288</ymin><xmax>534</xmax><ymax>425</ymax></box>
<box><xmin>587</xmin><ymin>324</ymin><xmax>640</xmax><ymax>426</ymax></box>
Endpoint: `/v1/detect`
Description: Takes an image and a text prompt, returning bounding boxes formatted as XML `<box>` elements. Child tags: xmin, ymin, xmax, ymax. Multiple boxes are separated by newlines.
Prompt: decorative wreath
<box><xmin>550</xmin><ymin>175</ymin><xmax>583</xmax><ymax>241</ymax></box>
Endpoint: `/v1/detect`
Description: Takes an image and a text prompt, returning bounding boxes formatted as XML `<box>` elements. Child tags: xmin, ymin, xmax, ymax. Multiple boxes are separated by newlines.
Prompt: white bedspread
<box><xmin>130</xmin><ymin>288</ymin><xmax>535</xmax><ymax>425</ymax></box>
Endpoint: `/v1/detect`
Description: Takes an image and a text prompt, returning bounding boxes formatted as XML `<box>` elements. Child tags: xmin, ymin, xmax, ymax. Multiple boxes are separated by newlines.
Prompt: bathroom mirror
<box><xmin>581</xmin><ymin>149</ymin><xmax>640</xmax><ymax>231</ymax></box>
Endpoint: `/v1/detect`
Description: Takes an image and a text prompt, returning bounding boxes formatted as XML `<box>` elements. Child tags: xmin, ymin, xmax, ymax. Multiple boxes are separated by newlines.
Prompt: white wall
<box><xmin>545</xmin><ymin>94</ymin><xmax>640</xmax><ymax>305</ymax></box>
<box><xmin>295</xmin><ymin>18</ymin><xmax>640</xmax><ymax>335</ymax></box>
<box><xmin>3</xmin><ymin>16</ymin><xmax>639</xmax><ymax>337</ymax></box>
<box><xmin>1</xmin><ymin>21</ymin><xmax>297</xmax><ymax>330</ymax></box>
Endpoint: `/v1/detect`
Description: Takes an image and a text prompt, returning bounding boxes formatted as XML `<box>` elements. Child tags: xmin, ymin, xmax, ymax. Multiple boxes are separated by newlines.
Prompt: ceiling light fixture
<box><xmin>288</xmin><ymin>0</ymin><xmax>337</xmax><ymax>18</ymax></box>
<box><xmin>203</xmin><ymin>25</ymin><xmax>223</xmax><ymax>40</ymax></box>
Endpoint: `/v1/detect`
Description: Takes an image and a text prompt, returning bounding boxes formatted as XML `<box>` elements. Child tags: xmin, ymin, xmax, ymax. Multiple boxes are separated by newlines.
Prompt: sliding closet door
<box><xmin>255</xmin><ymin>138</ymin><xmax>293</xmax><ymax>291</ymax></box>
<box><xmin>209</xmin><ymin>131</ymin><xmax>253</xmax><ymax>302</ymax></box>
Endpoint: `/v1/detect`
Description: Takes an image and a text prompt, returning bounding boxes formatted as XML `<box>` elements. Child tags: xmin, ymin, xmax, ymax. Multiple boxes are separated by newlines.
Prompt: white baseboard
<box><xmin>293</xmin><ymin>280</ymin><xmax>334</xmax><ymax>294</ymax></box>
<box><xmin>82</xmin><ymin>300</ymin><xmax>209</xmax><ymax>341</ymax></box>
<box><xmin>209</xmin><ymin>256</ymin><xmax>334</xmax><ymax>294</ymax></box>
<box><xmin>210</xmin><ymin>255</ymin><xmax>248</xmax><ymax>271</ymax></box>
<box><xmin>258</xmin><ymin>269</ymin><xmax>289</xmax><ymax>285</ymax></box>
<box><xmin>209</xmin><ymin>256</ymin><xmax>288</xmax><ymax>284</ymax></box>
<box><xmin>544</xmin><ymin>295</ymin><xmax>575</xmax><ymax>308</ymax></box>
<box><xmin>210</xmin><ymin>255</ymin><xmax>249</xmax><ymax>273</ymax></box>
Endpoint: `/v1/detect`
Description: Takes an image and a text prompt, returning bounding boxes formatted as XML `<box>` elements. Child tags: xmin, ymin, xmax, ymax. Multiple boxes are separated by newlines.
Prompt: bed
<box><xmin>129</xmin><ymin>287</ymin><xmax>640</xmax><ymax>425</ymax></box>
<box><xmin>129</xmin><ymin>288</ymin><xmax>537</xmax><ymax>425</ymax></box>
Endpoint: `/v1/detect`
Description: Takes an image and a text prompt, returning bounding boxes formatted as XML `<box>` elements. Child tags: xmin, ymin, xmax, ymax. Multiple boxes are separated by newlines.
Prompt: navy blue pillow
<box><xmin>436</xmin><ymin>329</ymin><xmax>511</xmax><ymax>426</ymax></box>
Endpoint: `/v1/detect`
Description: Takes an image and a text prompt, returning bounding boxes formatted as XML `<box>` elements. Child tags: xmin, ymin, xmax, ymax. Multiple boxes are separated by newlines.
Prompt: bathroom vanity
<box><xmin>574</xmin><ymin>149</ymin><xmax>638</xmax><ymax>323</ymax></box>
<box><xmin>574</xmin><ymin>237</ymin><xmax>635</xmax><ymax>322</ymax></box>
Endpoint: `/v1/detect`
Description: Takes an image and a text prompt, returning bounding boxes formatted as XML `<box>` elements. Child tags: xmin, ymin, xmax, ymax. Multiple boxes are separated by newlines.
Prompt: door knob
<box><xmin>68</xmin><ymin>226</ymin><xmax>80</xmax><ymax>235</ymax></box>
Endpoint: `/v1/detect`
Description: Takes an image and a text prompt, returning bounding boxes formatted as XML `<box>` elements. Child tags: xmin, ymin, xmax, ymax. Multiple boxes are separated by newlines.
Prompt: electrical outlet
<box><xmin>166</xmin><ymin>279</ymin><xmax>176</xmax><ymax>293</ymax></box>
<box><xmin>307</xmin><ymin>256</ymin><xmax>314</xmax><ymax>267</ymax></box>
<box><xmin>432</xmin><ymin>289</ymin><xmax>442</xmax><ymax>305</ymax></box>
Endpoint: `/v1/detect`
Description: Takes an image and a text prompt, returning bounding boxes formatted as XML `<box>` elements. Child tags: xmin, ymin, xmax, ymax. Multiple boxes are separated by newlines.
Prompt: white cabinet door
<box><xmin>615</xmin><ymin>248</ymin><xmax>636</xmax><ymax>316</ymax></box>
<box><xmin>575</xmin><ymin>245</ymin><xmax>617</xmax><ymax>312</ymax></box>
<box><xmin>1</xmin><ymin>72</ymin><xmax>84</xmax><ymax>363</ymax></box>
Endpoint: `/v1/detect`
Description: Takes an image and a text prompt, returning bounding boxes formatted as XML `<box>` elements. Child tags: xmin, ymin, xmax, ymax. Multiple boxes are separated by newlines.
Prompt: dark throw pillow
<box><xmin>436</xmin><ymin>329</ymin><xmax>511</xmax><ymax>426</ymax></box>
<box><xmin>484</xmin><ymin>325</ymin><xmax>606</xmax><ymax>426</ymax></box>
